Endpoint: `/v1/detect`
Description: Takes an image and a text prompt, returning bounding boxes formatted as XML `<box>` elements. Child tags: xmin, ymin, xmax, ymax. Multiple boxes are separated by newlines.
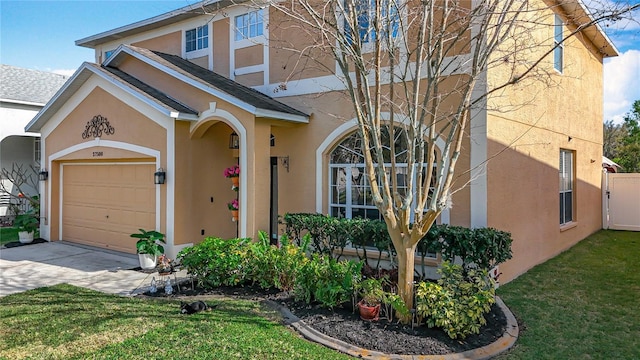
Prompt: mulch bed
<box><xmin>138</xmin><ymin>281</ymin><xmax>507</xmax><ymax>356</ymax></box>
<box><xmin>2</xmin><ymin>238</ymin><xmax>47</xmax><ymax>248</ymax></box>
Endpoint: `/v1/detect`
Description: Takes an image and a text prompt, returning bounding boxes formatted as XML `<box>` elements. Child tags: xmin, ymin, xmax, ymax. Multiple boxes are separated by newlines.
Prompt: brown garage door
<box><xmin>62</xmin><ymin>163</ymin><xmax>156</xmax><ymax>253</ymax></box>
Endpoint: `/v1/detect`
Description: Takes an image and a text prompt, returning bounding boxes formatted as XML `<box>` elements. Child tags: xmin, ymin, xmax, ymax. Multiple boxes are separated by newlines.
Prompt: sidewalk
<box><xmin>0</xmin><ymin>241</ymin><xmax>159</xmax><ymax>297</ymax></box>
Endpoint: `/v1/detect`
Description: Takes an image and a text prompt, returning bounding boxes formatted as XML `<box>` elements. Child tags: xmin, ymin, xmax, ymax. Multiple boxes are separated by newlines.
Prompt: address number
<box><xmin>92</xmin><ymin>151</ymin><xmax>103</xmax><ymax>157</ymax></box>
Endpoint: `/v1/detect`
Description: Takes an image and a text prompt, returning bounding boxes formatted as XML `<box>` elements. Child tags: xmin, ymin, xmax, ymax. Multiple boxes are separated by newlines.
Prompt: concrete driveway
<box><xmin>0</xmin><ymin>241</ymin><xmax>156</xmax><ymax>297</ymax></box>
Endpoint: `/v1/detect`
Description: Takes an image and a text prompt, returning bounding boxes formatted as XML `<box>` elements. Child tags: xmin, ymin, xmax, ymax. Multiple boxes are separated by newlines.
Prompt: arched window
<box><xmin>328</xmin><ymin>127</ymin><xmax>434</xmax><ymax>221</ymax></box>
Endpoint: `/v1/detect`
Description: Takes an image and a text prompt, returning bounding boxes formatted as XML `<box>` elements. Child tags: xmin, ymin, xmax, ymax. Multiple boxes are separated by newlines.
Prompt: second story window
<box><xmin>235</xmin><ymin>9</ymin><xmax>264</xmax><ymax>41</ymax></box>
<box><xmin>186</xmin><ymin>24</ymin><xmax>209</xmax><ymax>52</ymax></box>
<box><xmin>346</xmin><ymin>0</ymin><xmax>400</xmax><ymax>44</ymax></box>
<box><xmin>554</xmin><ymin>14</ymin><xmax>563</xmax><ymax>72</ymax></box>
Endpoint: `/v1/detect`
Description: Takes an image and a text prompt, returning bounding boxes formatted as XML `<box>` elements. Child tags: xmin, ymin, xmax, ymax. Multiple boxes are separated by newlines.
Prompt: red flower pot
<box><xmin>357</xmin><ymin>300</ymin><xmax>380</xmax><ymax>321</ymax></box>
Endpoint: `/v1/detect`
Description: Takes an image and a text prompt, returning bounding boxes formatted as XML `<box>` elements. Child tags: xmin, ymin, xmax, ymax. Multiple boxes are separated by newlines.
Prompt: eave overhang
<box><xmin>560</xmin><ymin>0</ymin><xmax>619</xmax><ymax>57</ymax></box>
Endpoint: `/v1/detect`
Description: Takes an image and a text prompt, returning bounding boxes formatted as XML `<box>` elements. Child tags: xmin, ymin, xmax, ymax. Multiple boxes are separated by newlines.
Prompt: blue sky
<box><xmin>1</xmin><ymin>0</ymin><xmax>638</xmax><ymax>122</ymax></box>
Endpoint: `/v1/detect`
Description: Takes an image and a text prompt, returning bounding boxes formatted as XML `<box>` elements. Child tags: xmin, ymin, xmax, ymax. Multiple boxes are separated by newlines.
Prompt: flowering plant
<box><xmin>227</xmin><ymin>199</ymin><xmax>239</xmax><ymax>210</ymax></box>
<box><xmin>224</xmin><ymin>165</ymin><xmax>240</xmax><ymax>178</ymax></box>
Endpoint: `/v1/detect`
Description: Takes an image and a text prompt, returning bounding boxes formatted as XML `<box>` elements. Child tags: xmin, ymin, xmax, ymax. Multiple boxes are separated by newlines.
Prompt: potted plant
<box><xmin>228</xmin><ymin>199</ymin><xmax>239</xmax><ymax>222</ymax></box>
<box><xmin>224</xmin><ymin>165</ymin><xmax>240</xmax><ymax>190</ymax></box>
<box><xmin>14</xmin><ymin>210</ymin><xmax>38</xmax><ymax>244</ymax></box>
<box><xmin>130</xmin><ymin>228</ymin><xmax>165</xmax><ymax>270</ymax></box>
<box><xmin>355</xmin><ymin>277</ymin><xmax>386</xmax><ymax>321</ymax></box>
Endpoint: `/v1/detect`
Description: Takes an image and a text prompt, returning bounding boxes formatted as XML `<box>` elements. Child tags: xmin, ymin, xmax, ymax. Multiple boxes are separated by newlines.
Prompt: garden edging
<box><xmin>268</xmin><ymin>296</ymin><xmax>518</xmax><ymax>360</ymax></box>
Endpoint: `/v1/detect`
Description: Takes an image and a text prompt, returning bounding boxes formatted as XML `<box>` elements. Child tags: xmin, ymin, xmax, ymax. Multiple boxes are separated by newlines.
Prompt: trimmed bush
<box><xmin>415</xmin><ymin>262</ymin><xmax>495</xmax><ymax>339</ymax></box>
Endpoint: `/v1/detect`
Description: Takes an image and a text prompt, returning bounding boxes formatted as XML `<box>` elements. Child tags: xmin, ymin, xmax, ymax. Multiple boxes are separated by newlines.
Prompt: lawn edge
<box><xmin>266</xmin><ymin>296</ymin><xmax>519</xmax><ymax>360</ymax></box>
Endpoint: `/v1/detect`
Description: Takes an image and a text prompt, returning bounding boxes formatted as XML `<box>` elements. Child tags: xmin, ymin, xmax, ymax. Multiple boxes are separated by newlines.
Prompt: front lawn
<box><xmin>0</xmin><ymin>284</ymin><xmax>351</xmax><ymax>360</ymax></box>
<box><xmin>1</xmin><ymin>230</ymin><xmax>637</xmax><ymax>359</ymax></box>
<box><xmin>0</xmin><ymin>227</ymin><xmax>19</xmax><ymax>246</ymax></box>
<box><xmin>497</xmin><ymin>230</ymin><xmax>640</xmax><ymax>359</ymax></box>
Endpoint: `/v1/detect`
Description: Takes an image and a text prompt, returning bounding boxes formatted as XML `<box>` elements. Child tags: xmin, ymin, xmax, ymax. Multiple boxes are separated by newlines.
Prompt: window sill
<box><xmin>560</xmin><ymin>222</ymin><xmax>577</xmax><ymax>232</ymax></box>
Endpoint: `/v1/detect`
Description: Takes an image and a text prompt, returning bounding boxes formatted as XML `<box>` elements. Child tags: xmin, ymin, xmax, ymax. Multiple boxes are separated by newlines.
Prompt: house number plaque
<box><xmin>82</xmin><ymin>115</ymin><xmax>115</xmax><ymax>139</ymax></box>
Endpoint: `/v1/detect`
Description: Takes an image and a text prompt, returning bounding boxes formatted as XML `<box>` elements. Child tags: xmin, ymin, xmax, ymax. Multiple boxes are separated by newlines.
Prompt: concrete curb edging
<box><xmin>266</xmin><ymin>296</ymin><xmax>518</xmax><ymax>360</ymax></box>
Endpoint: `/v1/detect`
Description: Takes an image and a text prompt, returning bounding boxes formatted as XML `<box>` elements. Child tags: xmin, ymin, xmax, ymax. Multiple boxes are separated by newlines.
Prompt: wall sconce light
<box><xmin>229</xmin><ymin>132</ymin><xmax>239</xmax><ymax>149</ymax></box>
<box><xmin>270</xmin><ymin>134</ymin><xmax>275</xmax><ymax>147</ymax></box>
<box><xmin>38</xmin><ymin>169</ymin><xmax>49</xmax><ymax>181</ymax></box>
<box><xmin>279</xmin><ymin>156</ymin><xmax>290</xmax><ymax>172</ymax></box>
<box><xmin>567</xmin><ymin>136</ymin><xmax>573</xmax><ymax>142</ymax></box>
<box><xmin>154</xmin><ymin>168</ymin><xmax>166</xmax><ymax>185</ymax></box>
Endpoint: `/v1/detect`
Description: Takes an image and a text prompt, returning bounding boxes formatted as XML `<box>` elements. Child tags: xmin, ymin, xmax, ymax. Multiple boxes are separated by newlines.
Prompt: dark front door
<box><xmin>269</xmin><ymin>157</ymin><xmax>278</xmax><ymax>245</ymax></box>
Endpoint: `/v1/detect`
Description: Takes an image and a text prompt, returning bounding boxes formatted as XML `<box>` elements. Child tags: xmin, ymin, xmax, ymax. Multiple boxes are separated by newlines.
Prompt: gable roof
<box><xmin>0</xmin><ymin>65</ymin><xmax>69</xmax><ymax>106</ymax></box>
<box><xmin>102</xmin><ymin>66</ymin><xmax>198</xmax><ymax>115</ymax></box>
<box><xmin>107</xmin><ymin>45</ymin><xmax>308</xmax><ymax>122</ymax></box>
<box><xmin>25</xmin><ymin>62</ymin><xmax>199</xmax><ymax>132</ymax></box>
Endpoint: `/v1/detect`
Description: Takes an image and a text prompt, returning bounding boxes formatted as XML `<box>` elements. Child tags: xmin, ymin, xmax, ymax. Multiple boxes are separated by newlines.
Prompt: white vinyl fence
<box><xmin>603</xmin><ymin>172</ymin><xmax>640</xmax><ymax>231</ymax></box>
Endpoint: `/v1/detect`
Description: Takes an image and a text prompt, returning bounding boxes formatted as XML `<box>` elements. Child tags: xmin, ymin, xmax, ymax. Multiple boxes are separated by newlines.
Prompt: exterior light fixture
<box><xmin>39</xmin><ymin>169</ymin><xmax>49</xmax><ymax>181</ymax></box>
<box><xmin>154</xmin><ymin>168</ymin><xmax>166</xmax><ymax>185</ymax></box>
<box><xmin>229</xmin><ymin>132</ymin><xmax>239</xmax><ymax>149</ymax></box>
<box><xmin>270</xmin><ymin>134</ymin><xmax>275</xmax><ymax>147</ymax></box>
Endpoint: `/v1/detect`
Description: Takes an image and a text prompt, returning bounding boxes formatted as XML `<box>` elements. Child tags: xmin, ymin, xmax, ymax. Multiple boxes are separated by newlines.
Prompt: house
<box><xmin>0</xmin><ymin>65</ymin><xmax>68</xmax><ymax>218</ymax></box>
<box><xmin>25</xmin><ymin>0</ymin><xmax>616</xmax><ymax>283</ymax></box>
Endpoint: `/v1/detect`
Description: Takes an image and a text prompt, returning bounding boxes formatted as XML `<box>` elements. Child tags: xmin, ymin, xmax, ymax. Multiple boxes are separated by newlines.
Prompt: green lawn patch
<box><xmin>497</xmin><ymin>230</ymin><xmax>640</xmax><ymax>359</ymax></box>
<box><xmin>0</xmin><ymin>227</ymin><xmax>19</xmax><ymax>246</ymax></box>
<box><xmin>0</xmin><ymin>284</ymin><xmax>352</xmax><ymax>360</ymax></box>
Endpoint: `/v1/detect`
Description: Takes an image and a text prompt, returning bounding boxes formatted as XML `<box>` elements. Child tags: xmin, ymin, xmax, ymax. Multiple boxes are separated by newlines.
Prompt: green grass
<box><xmin>1</xmin><ymin>230</ymin><xmax>638</xmax><ymax>359</ymax></box>
<box><xmin>497</xmin><ymin>230</ymin><xmax>640</xmax><ymax>360</ymax></box>
<box><xmin>0</xmin><ymin>284</ymin><xmax>352</xmax><ymax>360</ymax></box>
<box><xmin>0</xmin><ymin>227</ymin><xmax>19</xmax><ymax>245</ymax></box>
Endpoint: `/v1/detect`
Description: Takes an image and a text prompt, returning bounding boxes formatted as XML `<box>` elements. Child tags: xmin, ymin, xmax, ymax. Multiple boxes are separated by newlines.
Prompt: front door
<box><xmin>270</xmin><ymin>157</ymin><xmax>278</xmax><ymax>245</ymax></box>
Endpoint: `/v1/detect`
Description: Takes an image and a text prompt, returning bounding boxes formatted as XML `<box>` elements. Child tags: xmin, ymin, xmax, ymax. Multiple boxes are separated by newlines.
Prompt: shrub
<box><xmin>294</xmin><ymin>254</ymin><xmax>363</xmax><ymax>308</ymax></box>
<box><xmin>247</xmin><ymin>231</ymin><xmax>310</xmax><ymax>291</ymax></box>
<box><xmin>177</xmin><ymin>237</ymin><xmax>251</xmax><ymax>288</ymax></box>
<box><xmin>415</xmin><ymin>262</ymin><xmax>495</xmax><ymax>339</ymax></box>
<box><xmin>431</xmin><ymin>225</ymin><xmax>513</xmax><ymax>271</ymax></box>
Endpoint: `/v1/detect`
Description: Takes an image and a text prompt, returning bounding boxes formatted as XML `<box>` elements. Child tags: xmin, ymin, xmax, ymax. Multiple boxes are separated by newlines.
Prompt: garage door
<box><xmin>62</xmin><ymin>163</ymin><xmax>156</xmax><ymax>253</ymax></box>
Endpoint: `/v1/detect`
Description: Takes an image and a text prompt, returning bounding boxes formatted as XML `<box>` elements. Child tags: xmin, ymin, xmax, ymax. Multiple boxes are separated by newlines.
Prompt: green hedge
<box><xmin>282</xmin><ymin>213</ymin><xmax>513</xmax><ymax>272</ymax></box>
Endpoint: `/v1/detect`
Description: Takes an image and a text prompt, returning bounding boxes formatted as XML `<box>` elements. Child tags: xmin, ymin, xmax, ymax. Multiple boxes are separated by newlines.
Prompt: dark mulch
<box><xmin>139</xmin><ymin>282</ymin><xmax>507</xmax><ymax>356</ymax></box>
<box><xmin>2</xmin><ymin>238</ymin><xmax>47</xmax><ymax>248</ymax></box>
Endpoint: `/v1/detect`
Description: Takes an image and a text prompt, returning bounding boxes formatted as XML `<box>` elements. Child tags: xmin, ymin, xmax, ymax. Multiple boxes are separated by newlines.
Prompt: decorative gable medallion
<box><xmin>82</xmin><ymin>115</ymin><xmax>115</xmax><ymax>139</ymax></box>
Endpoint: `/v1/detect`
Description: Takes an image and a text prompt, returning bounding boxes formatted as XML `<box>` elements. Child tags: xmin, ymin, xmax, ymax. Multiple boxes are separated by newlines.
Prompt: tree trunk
<box><xmin>395</xmin><ymin>240</ymin><xmax>417</xmax><ymax>323</ymax></box>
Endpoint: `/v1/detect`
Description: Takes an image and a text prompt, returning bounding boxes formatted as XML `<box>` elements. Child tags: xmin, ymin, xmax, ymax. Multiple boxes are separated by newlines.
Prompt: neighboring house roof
<box><xmin>107</xmin><ymin>45</ymin><xmax>308</xmax><ymax>122</ymax></box>
<box><xmin>603</xmin><ymin>156</ymin><xmax>621</xmax><ymax>172</ymax></box>
<box><xmin>75</xmin><ymin>0</ymin><xmax>618</xmax><ymax>58</ymax></box>
<box><xmin>0</xmin><ymin>64</ymin><xmax>68</xmax><ymax>106</ymax></box>
<box><xmin>76</xmin><ymin>0</ymin><xmax>246</xmax><ymax>48</ymax></box>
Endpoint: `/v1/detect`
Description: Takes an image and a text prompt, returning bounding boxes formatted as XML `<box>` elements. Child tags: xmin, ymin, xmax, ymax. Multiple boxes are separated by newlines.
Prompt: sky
<box><xmin>1</xmin><ymin>0</ymin><xmax>639</xmax><ymax>122</ymax></box>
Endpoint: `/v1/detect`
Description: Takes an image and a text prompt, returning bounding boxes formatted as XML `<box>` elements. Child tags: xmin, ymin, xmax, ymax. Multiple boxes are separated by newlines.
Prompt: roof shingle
<box><xmin>0</xmin><ymin>65</ymin><xmax>69</xmax><ymax>105</ymax></box>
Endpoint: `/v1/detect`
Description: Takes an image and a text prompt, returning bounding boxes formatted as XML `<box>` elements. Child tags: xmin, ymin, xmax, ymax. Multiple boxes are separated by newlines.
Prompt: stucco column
<box><xmin>246</xmin><ymin>119</ymin><xmax>272</xmax><ymax>239</ymax></box>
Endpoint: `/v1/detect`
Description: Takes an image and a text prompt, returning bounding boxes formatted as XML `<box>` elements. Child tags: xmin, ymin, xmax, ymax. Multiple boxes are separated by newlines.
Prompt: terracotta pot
<box><xmin>357</xmin><ymin>300</ymin><xmax>380</xmax><ymax>321</ymax></box>
<box><xmin>231</xmin><ymin>177</ymin><xmax>239</xmax><ymax>189</ymax></box>
<box><xmin>231</xmin><ymin>209</ymin><xmax>239</xmax><ymax>222</ymax></box>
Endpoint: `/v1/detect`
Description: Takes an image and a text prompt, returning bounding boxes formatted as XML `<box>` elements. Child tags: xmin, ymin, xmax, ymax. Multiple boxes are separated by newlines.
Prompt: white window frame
<box><xmin>34</xmin><ymin>137</ymin><xmax>41</xmax><ymax>166</ymax></box>
<box><xmin>559</xmin><ymin>149</ymin><xmax>574</xmax><ymax>225</ymax></box>
<box><xmin>554</xmin><ymin>14</ymin><xmax>563</xmax><ymax>73</ymax></box>
<box><xmin>185</xmin><ymin>24</ymin><xmax>209</xmax><ymax>58</ymax></box>
<box><xmin>234</xmin><ymin>9</ymin><xmax>264</xmax><ymax>41</ymax></box>
<box><xmin>343</xmin><ymin>0</ymin><xmax>401</xmax><ymax>50</ymax></box>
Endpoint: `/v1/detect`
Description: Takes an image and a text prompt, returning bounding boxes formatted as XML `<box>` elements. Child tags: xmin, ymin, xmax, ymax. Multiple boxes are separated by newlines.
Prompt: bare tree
<box><xmin>255</xmin><ymin>0</ymin><xmax>640</xmax><ymax>319</ymax></box>
<box><xmin>0</xmin><ymin>163</ymin><xmax>40</xmax><ymax>217</ymax></box>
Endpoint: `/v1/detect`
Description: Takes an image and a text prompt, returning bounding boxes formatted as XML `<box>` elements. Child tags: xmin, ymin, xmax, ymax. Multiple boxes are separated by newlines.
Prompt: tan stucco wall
<box><xmin>235</xmin><ymin>72</ymin><xmax>264</xmax><ymax>87</ymax></box>
<box><xmin>213</xmin><ymin>18</ymin><xmax>231</xmax><ymax>77</ymax></box>
<box><xmin>189</xmin><ymin>55</ymin><xmax>209</xmax><ymax>69</ymax></box>
<box><xmin>235</xmin><ymin>45</ymin><xmax>263</xmax><ymax>68</ymax></box>
<box><xmin>132</xmin><ymin>31</ymin><xmax>182</xmax><ymax>56</ymax></box>
<box><xmin>44</xmin><ymin>86</ymin><xmax>167</xmax><ymax>241</ymax></box>
<box><xmin>485</xmin><ymin>3</ymin><xmax>605</xmax><ymax>283</ymax></box>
